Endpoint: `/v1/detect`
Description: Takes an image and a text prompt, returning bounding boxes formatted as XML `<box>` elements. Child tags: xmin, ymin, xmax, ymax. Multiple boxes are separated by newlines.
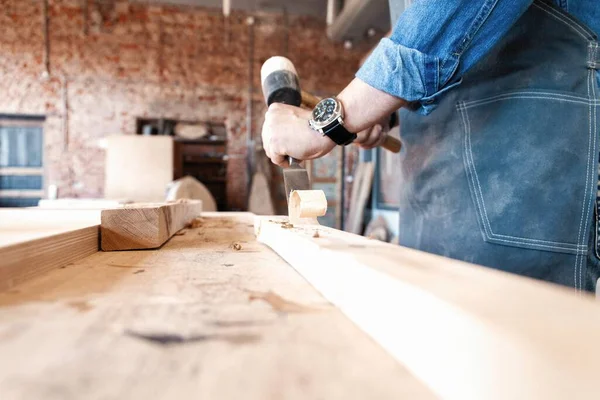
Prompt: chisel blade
<box><xmin>283</xmin><ymin>160</ymin><xmax>310</xmax><ymax>202</ymax></box>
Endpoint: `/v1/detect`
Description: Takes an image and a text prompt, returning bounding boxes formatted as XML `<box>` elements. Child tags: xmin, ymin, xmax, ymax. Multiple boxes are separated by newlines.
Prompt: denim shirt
<box><xmin>356</xmin><ymin>0</ymin><xmax>600</xmax><ymax>114</ymax></box>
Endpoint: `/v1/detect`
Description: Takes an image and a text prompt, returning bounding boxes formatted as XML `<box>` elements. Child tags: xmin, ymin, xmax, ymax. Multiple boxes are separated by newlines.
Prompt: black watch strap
<box><xmin>322</xmin><ymin>120</ymin><xmax>357</xmax><ymax>146</ymax></box>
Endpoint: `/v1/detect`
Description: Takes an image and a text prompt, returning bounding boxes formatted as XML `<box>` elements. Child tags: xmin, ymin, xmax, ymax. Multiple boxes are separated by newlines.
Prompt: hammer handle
<box><xmin>301</xmin><ymin>90</ymin><xmax>402</xmax><ymax>154</ymax></box>
<box><xmin>382</xmin><ymin>135</ymin><xmax>402</xmax><ymax>153</ymax></box>
<box><xmin>301</xmin><ymin>90</ymin><xmax>321</xmax><ymax>108</ymax></box>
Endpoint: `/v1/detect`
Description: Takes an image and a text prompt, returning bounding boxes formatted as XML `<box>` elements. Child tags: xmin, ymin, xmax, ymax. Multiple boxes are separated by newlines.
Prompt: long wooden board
<box><xmin>0</xmin><ymin>213</ymin><xmax>434</xmax><ymax>399</ymax></box>
<box><xmin>101</xmin><ymin>201</ymin><xmax>202</xmax><ymax>251</ymax></box>
<box><xmin>255</xmin><ymin>216</ymin><xmax>600</xmax><ymax>400</ymax></box>
<box><xmin>0</xmin><ymin>209</ymin><xmax>101</xmax><ymax>291</ymax></box>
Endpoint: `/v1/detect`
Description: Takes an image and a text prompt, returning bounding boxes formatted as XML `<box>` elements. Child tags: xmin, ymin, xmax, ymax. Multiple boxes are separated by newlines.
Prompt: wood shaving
<box><xmin>231</xmin><ymin>243</ymin><xmax>242</xmax><ymax>251</ymax></box>
<box><xmin>280</xmin><ymin>222</ymin><xmax>294</xmax><ymax>229</ymax></box>
<box><xmin>187</xmin><ymin>218</ymin><xmax>204</xmax><ymax>229</ymax></box>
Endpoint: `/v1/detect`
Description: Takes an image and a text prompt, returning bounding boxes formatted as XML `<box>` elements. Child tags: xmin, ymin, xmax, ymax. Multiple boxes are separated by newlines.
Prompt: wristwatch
<box><xmin>308</xmin><ymin>97</ymin><xmax>357</xmax><ymax>146</ymax></box>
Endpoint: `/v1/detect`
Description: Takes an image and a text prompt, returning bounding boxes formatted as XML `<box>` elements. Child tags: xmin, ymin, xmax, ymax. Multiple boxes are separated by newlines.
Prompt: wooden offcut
<box><xmin>255</xmin><ymin>216</ymin><xmax>600</xmax><ymax>400</ymax></box>
<box><xmin>101</xmin><ymin>201</ymin><xmax>202</xmax><ymax>251</ymax></box>
<box><xmin>288</xmin><ymin>189</ymin><xmax>327</xmax><ymax>225</ymax></box>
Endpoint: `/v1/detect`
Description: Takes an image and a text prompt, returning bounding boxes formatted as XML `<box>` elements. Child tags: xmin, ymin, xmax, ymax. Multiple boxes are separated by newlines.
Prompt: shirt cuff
<box><xmin>356</xmin><ymin>38</ymin><xmax>458</xmax><ymax>115</ymax></box>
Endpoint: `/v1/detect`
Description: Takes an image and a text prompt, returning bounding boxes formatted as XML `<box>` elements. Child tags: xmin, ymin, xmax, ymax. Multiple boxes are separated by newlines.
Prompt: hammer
<box><xmin>261</xmin><ymin>56</ymin><xmax>312</xmax><ymax>201</ymax></box>
<box><xmin>260</xmin><ymin>56</ymin><xmax>402</xmax><ymax>200</ymax></box>
<box><xmin>261</xmin><ymin>56</ymin><xmax>402</xmax><ymax>154</ymax></box>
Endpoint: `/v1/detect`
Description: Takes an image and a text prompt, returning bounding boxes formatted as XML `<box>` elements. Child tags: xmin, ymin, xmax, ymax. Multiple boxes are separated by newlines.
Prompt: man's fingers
<box><xmin>271</xmin><ymin>153</ymin><xmax>289</xmax><ymax>167</ymax></box>
<box><xmin>364</xmin><ymin>124</ymin><xmax>383</xmax><ymax>147</ymax></box>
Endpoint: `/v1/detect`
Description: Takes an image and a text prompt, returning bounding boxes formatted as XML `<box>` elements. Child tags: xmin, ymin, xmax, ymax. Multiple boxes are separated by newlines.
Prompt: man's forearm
<box><xmin>337</xmin><ymin>78</ymin><xmax>408</xmax><ymax>134</ymax></box>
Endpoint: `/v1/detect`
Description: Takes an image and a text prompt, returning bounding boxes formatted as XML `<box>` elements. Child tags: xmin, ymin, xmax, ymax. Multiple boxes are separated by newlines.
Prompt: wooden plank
<box><xmin>37</xmin><ymin>198</ymin><xmax>131</xmax><ymax>209</ymax></box>
<box><xmin>0</xmin><ymin>167</ymin><xmax>43</xmax><ymax>175</ymax></box>
<box><xmin>345</xmin><ymin>162</ymin><xmax>374</xmax><ymax>234</ymax></box>
<box><xmin>255</xmin><ymin>216</ymin><xmax>600</xmax><ymax>400</ymax></box>
<box><xmin>0</xmin><ymin>209</ymin><xmax>100</xmax><ymax>291</ymax></box>
<box><xmin>0</xmin><ymin>213</ymin><xmax>434</xmax><ymax>400</ymax></box>
<box><xmin>0</xmin><ymin>209</ymin><xmax>101</xmax><ymax>248</ymax></box>
<box><xmin>104</xmin><ymin>135</ymin><xmax>174</xmax><ymax>202</ymax></box>
<box><xmin>101</xmin><ymin>201</ymin><xmax>202</xmax><ymax>251</ymax></box>
<box><xmin>0</xmin><ymin>189</ymin><xmax>44</xmax><ymax>198</ymax></box>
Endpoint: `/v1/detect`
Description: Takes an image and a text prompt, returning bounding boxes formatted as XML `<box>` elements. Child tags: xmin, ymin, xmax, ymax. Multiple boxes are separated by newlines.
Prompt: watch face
<box><xmin>312</xmin><ymin>98</ymin><xmax>337</xmax><ymax>123</ymax></box>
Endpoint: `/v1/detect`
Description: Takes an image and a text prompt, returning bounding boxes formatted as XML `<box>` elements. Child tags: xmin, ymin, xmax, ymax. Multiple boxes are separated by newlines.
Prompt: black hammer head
<box><xmin>260</xmin><ymin>56</ymin><xmax>302</xmax><ymax>107</ymax></box>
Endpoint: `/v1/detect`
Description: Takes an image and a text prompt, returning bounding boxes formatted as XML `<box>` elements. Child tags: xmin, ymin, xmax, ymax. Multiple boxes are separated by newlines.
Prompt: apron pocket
<box><xmin>457</xmin><ymin>90</ymin><xmax>595</xmax><ymax>255</ymax></box>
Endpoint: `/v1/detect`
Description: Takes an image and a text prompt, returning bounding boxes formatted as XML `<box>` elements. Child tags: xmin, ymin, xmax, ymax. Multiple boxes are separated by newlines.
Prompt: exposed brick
<box><xmin>0</xmin><ymin>0</ymin><xmax>370</xmax><ymax>209</ymax></box>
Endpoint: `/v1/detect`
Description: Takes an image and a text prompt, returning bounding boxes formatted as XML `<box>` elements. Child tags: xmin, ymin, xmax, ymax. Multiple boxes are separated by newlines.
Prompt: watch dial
<box><xmin>313</xmin><ymin>98</ymin><xmax>337</xmax><ymax>123</ymax></box>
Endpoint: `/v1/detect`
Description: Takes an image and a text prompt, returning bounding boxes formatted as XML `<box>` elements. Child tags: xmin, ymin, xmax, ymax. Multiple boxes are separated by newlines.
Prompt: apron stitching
<box><xmin>577</xmin><ymin>68</ymin><xmax>595</xmax><ymax>290</ymax></box>
<box><xmin>459</xmin><ymin>102</ymin><xmax>492</xmax><ymax>242</ymax></box>
<box><xmin>464</xmin><ymin>90</ymin><xmax>594</xmax><ymax>104</ymax></box>
<box><xmin>588</xmin><ymin>67</ymin><xmax>599</xmax><ymax>289</ymax></box>
<box><xmin>462</xmin><ymin>91</ymin><xmax>599</xmax><ymax>106</ymax></box>
<box><xmin>464</xmin><ymin>96</ymin><xmax>599</xmax><ymax>108</ymax></box>
<box><xmin>588</xmin><ymin>42</ymin><xmax>599</xmax><ymax>70</ymax></box>
<box><xmin>533</xmin><ymin>2</ymin><xmax>594</xmax><ymax>40</ymax></box>
<box><xmin>465</xmin><ymin>102</ymin><xmax>586</xmax><ymax>248</ymax></box>
<box><xmin>459</xmin><ymin>103</ymin><xmax>586</xmax><ymax>252</ymax></box>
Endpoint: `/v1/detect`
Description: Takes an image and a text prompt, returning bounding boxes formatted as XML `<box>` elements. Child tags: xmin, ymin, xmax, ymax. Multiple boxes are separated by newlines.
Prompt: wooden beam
<box><xmin>255</xmin><ymin>216</ymin><xmax>600</xmax><ymax>400</ymax></box>
<box><xmin>101</xmin><ymin>201</ymin><xmax>202</xmax><ymax>251</ymax></box>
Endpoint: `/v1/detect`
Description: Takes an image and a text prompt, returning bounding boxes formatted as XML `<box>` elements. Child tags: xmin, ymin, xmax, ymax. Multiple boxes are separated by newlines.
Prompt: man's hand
<box><xmin>354</xmin><ymin>116</ymin><xmax>390</xmax><ymax>150</ymax></box>
<box><xmin>261</xmin><ymin>103</ymin><xmax>336</xmax><ymax>167</ymax></box>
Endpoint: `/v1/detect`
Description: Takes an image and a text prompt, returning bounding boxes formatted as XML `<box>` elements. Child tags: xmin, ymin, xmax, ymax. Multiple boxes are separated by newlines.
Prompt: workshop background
<box><xmin>0</xmin><ymin>0</ymin><xmax>394</xmax><ymax>233</ymax></box>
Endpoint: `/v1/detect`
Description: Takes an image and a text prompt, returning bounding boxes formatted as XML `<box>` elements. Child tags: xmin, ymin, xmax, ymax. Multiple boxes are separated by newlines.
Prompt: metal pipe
<box><xmin>222</xmin><ymin>0</ymin><xmax>231</xmax><ymax>17</ymax></box>
<box><xmin>42</xmin><ymin>0</ymin><xmax>50</xmax><ymax>76</ymax></box>
<box><xmin>326</xmin><ymin>0</ymin><xmax>341</xmax><ymax>26</ymax></box>
<box><xmin>245</xmin><ymin>16</ymin><xmax>255</xmax><ymax>208</ymax></box>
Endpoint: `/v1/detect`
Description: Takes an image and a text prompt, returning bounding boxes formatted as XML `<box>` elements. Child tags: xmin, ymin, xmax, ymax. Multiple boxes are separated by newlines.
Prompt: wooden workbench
<box><xmin>0</xmin><ymin>212</ymin><xmax>434</xmax><ymax>399</ymax></box>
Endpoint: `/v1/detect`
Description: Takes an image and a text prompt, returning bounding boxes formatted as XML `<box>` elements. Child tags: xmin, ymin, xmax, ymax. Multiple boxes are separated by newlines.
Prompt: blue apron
<box><xmin>392</xmin><ymin>0</ymin><xmax>600</xmax><ymax>291</ymax></box>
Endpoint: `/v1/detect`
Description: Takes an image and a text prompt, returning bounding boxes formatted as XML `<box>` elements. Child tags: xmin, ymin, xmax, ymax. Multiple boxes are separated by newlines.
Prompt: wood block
<box><xmin>101</xmin><ymin>201</ymin><xmax>202</xmax><ymax>251</ymax></box>
<box><xmin>255</xmin><ymin>216</ymin><xmax>600</xmax><ymax>400</ymax></box>
<box><xmin>0</xmin><ymin>209</ymin><xmax>100</xmax><ymax>291</ymax></box>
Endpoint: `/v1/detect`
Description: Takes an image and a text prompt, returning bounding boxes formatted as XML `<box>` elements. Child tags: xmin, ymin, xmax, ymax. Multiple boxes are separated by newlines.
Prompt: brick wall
<box><xmin>0</xmin><ymin>0</ymin><xmax>367</xmax><ymax>210</ymax></box>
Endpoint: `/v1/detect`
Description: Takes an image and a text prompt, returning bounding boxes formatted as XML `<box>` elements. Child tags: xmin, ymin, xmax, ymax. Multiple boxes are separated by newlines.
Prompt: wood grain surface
<box><xmin>0</xmin><ymin>213</ymin><xmax>434</xmax><ymax>400</ymax></box>
<box><xmin>101</xmin><ymin>201</ymin><xmax>202</xmax><ymax>251</ymax></box>
<box><xmin>256</xmin><ymin>216</ymin><xmax>600</xmax><ymax>400</ymax></box>
<box><xmin>0</xmin><ymin>209</ymin><xmax>101</xmax><ymax>291</ymax></box>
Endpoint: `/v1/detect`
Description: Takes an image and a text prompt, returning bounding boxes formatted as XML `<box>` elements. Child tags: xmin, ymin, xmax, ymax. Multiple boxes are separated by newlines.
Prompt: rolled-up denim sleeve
<box><xmin>356</xmin><ymin>0</ymin><xmax>533</xmax><ymax>114</ymax></box>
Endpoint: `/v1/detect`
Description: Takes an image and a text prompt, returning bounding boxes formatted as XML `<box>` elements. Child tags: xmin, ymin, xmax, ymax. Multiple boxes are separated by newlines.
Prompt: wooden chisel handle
<box><xmin>301</xmin><ymin>90</ymin><xmax>402</xmax><ymax>154</ymax></box>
